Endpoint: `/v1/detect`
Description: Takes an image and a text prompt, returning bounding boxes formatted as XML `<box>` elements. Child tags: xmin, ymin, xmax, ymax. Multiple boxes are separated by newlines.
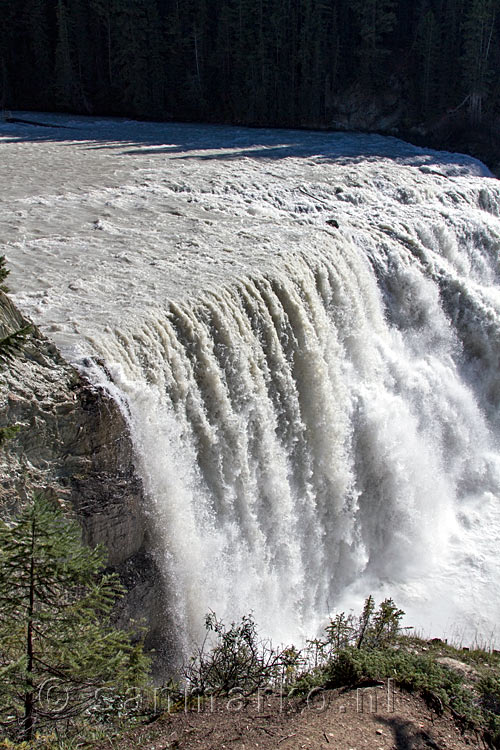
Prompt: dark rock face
<box><xmin>324</xmin><ymin>82</ymin><xmax>499</xmax><ymax>173</ymax></box>
<box><xmin>330</xmin><ymin>79</ymin><xmax>406</xmax><ymax>135</ymax></box>
<box><xmin>0</xmin><ymin>291</ymin><xmax>164</xmax><ymax>653</ymax></box>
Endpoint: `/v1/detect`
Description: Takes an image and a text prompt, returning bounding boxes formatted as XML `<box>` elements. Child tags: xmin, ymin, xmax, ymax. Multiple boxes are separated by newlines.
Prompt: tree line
<box><xmin>0</xmin><ymin>0</ymin><xmax>499</xmax><ymax>132</ymax></box>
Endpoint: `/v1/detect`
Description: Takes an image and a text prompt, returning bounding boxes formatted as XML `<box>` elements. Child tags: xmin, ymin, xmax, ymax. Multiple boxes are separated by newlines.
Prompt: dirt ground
<box><xmin>114</xmin><ymin>685</ymin><xmax>486</xmax><ymax>750</ymax></box>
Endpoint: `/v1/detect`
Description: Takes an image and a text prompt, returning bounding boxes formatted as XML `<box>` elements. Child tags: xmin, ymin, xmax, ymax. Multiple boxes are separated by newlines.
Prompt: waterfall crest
<box><xmin>3</xmin><ymin>117</ymin><xmax>500</xmax><ymax>649</ymax></box>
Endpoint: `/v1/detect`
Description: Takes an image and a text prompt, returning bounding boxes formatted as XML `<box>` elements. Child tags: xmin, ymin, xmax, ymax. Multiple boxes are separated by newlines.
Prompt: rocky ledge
<box><xmin>0</xmin><ymin>291</ymin><xmax>165</xmax><ymax>654</ymax></box>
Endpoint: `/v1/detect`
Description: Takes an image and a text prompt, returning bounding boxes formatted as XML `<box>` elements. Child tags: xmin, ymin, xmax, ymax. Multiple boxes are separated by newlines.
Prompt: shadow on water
<box><xmin>0</xmin><ymin>110</ymin><xmax>492</xmax><ymax>175</ymax></box>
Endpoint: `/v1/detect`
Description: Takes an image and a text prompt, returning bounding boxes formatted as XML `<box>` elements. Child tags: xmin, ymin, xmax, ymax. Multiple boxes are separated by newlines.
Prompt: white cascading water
<box><xmin>1</xmin><ymin>114</ymin><xmax>500</xmax><ymax>652</ymax></box>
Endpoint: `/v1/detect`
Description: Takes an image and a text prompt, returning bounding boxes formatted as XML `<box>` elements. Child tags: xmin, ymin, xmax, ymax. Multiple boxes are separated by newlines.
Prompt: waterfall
<box><xmin>3</xmin><ymin>116</ymin><xmax>500</xmax><ymax>651</ymax></box>
<box><xmin>86</xmin><ymin>231</ymin><xmax>500</xmax><ymax>650</ymax></box>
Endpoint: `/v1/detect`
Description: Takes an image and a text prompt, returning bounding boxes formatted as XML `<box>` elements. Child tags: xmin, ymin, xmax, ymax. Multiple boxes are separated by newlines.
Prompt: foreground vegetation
<box><xmin>182</xmin><ymin>598</ymin><xmax>500</xmax><ymax>749</ymax></box>
<box><xmin>1</xmin><ymin>575</ymin><xmax>500</xmax><ymax>749</ymax></box>
<box><xmin>0</xmin><ymin>495</ymin><xmax>150</xmax><ymax>744</ymax></box>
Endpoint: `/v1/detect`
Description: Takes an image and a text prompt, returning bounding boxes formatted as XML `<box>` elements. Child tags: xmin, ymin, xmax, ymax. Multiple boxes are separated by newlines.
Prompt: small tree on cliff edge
<box><xmin>0</xmin><ymin>494</ymin><xmax>150</xmax><ymax>741</ymax></box>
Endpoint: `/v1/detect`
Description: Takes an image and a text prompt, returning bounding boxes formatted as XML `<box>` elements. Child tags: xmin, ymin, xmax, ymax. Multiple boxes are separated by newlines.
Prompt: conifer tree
<box><xmin>0</xmin><ymin>0</ymin><xmax>18</xmax><ymax>108</ymax></box>
<box><xmin>351</xmin><ymin>0</ymin><xmax>397</xmax><ymax>82</ymax></box>
<box><xmin>436</xmin><ymin>0</ymin><xmax>466</xmax><ymax>110</ymax></box>
<box><xmin>0</xmin><ymin>494</ymin><xmax>150</xmax><ymax>741</ymax></box>
<box><xmin>22</xmin><ymin>0</ymin><xmax>52</xmax><ymax>107</ymax></box>
<box><xmin>89</xmin><ymin>0</ymin><xmax>115</xmax><ymax>87</ymax></box>
<box><xmin>54</xmin><ymin>0</ymin><xmax>76</xmax><ymax>109</ymax></box>
<box><xmin>417</xmin><ymin>5</ymin><xmax>440</xmax><ymax>116</ymax></box>
<box><xmin>110</xmin><ymin>0</ymin><xmax>164</xmax><ymax>116</ymax></box>
<box><xmin>462</xmin><ymin>0</ymin><xmax>497</xmax><ymax>122</ymax></box>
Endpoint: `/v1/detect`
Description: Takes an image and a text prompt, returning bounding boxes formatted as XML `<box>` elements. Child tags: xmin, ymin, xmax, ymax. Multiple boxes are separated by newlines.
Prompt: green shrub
<box><xmin>183</xmin><ymin>599</ymin><xmax>500</xmax><ymax>748</ymax></box>
<box><xmin>184</xmin><ymin>612</ymin><xmax>298</xmax><ymax>696</ymax></box>
<box><xmin>479</xmin><ymin>675</ymin><xmax>500</xmax><ymax>747</ymax></box>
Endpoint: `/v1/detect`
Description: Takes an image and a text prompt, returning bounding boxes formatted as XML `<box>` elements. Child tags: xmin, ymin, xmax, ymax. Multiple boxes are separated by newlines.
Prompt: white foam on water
<box><xmin>1</xmin><ymin>114</ymin><xmax>499</xmax><ymax>650</ymax></box>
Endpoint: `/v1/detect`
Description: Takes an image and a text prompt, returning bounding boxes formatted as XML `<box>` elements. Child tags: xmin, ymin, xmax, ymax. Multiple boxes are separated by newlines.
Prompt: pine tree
<box><xmin>164</xmin><ymin>0</ymin><xmax>209</xmax><ymax>118</ymax></box>
<box><xmin>0</xmin><ymin>494</ymin><xmax>150</xmax><ymax>741</ymax></box>
<box><xmin>461</xmin><ymin>0</ymin><xmax>497</xmax><ymax>123</ymax></box>
<box><xmin>110</xmin><ymin>0</ymin><xmax>164</xmax><ymax>117</ymax></box>
<box><xmin>350</xmin><ymin>0</ymin><xmax>397</xmax><ymax>82</ymax></box>
<box><xmin>22</xmin><ymin>0</ymin><xmax>52</xmax><ymax>107</ymax></box>
<box><xmin>416</xmin><ymin>5</ymin><xmax>440</xmax><ymax>116</ymax></box>
<box><xmin>436</xmin><ymin>0</ymin><xmax>466</xmax><ymax>110</ymax></box>
<box><xmin>0</xmin><ymin>0</ymin><xmax>18</xmax><ymax>108</ymax></box>
<box><xmin>54</xmin><ymin>0</ymin><xmax>77</xmax><ymax>109</ymax></box>
<box><xmin>89</xmin><ymin>0</ymin><xmax>115</xmax><ymax>87</ymax></box>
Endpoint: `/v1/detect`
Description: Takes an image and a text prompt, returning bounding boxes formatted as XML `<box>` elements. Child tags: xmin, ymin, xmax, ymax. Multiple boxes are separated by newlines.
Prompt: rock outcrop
<box><xmin>329</xmin><ymin>78</ymin><xmax>406</xmax><ymax>134</ymax></box>
<box><xmin>0</xmin><ymin>291</ymin><xmax>164</xmax><ymax>653</ymax></box>
<box><xmin>325</xmin><ymin>83</ymin><xmax>500</xmax><ymax>173</ymax></box>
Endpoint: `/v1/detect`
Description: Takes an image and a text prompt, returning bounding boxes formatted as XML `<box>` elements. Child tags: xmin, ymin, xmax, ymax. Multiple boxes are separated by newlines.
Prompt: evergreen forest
<box><xmin>1</xmin><ymin>0</ymin><xmax>499</xmax><ymax>144</ymax></box>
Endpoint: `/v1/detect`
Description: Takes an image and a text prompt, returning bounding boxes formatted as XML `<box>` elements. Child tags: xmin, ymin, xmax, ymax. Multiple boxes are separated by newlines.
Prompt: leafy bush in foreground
<box><xmin>184</xmin><ymin>598</ymin><xmax>500</xmax><ymax>749</ymax></box>
<box><xmin>183</xmin><ymin>611</ymin><xmax>301</xmax><ymax>696</ymax></box>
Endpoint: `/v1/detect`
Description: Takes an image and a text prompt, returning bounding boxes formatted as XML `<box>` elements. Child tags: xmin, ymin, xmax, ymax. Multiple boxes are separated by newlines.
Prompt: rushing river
<box><xmin>2</xmin><ymin>113</ymin><xmax>500</xmax><ymax>650</ymax></box>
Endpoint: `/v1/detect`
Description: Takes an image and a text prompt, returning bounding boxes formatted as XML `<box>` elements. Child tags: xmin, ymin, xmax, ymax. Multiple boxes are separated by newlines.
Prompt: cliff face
<box><xmin>0</xmin><ymin>291</ymin><xmax>164</xmax><ymax>653</ymax></box>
